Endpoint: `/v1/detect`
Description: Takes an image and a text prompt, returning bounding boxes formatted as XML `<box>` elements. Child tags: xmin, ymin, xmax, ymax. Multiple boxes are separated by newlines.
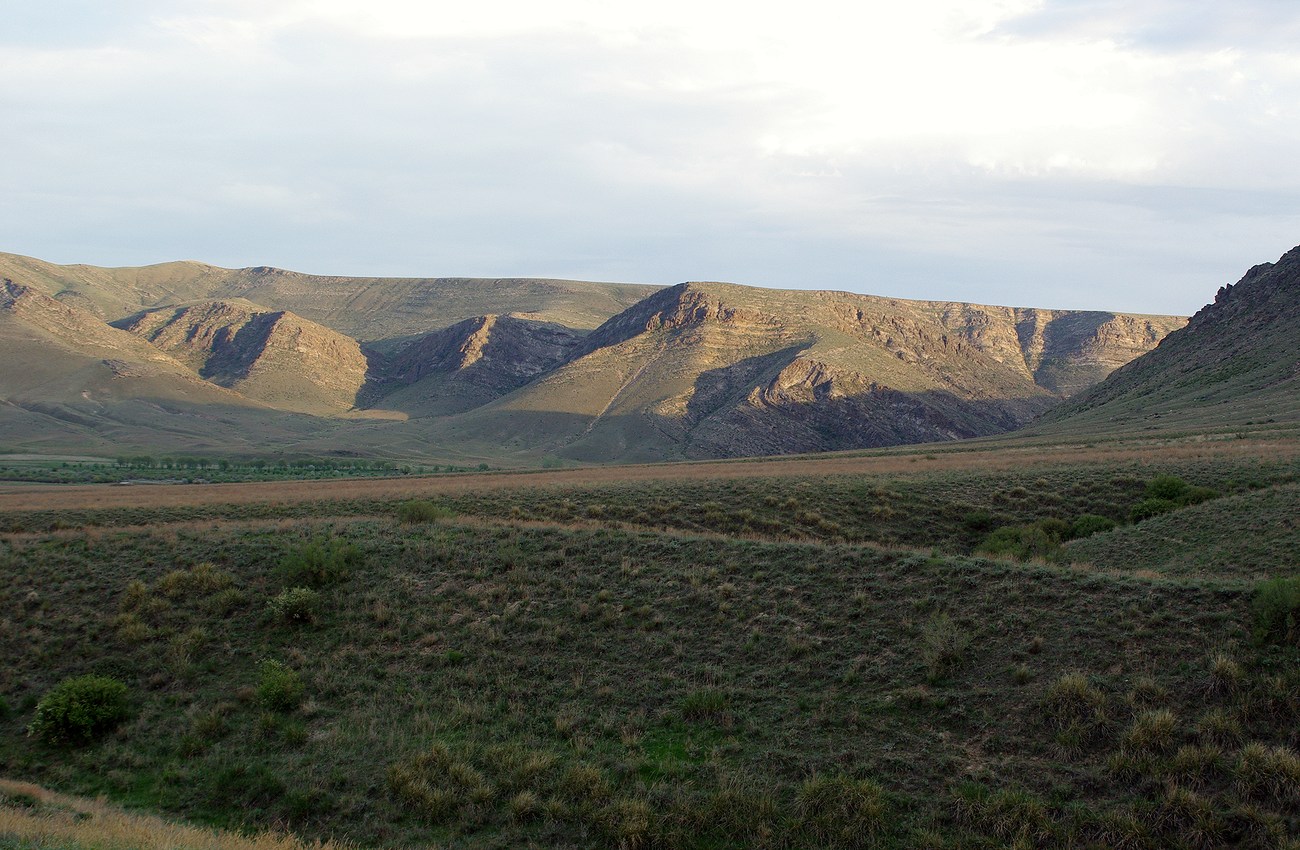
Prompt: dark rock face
<box><xmin>370</xmin><ymin>315</ymin><xmax>583</xmax><ymax>416</ymax></box>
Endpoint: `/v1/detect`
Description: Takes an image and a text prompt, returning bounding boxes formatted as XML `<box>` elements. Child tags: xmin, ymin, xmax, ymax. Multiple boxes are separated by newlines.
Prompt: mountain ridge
<box><xmin>0</xmin><ymin>251</ymin><xmax>1190</xmax><ymax>461</ymax></box>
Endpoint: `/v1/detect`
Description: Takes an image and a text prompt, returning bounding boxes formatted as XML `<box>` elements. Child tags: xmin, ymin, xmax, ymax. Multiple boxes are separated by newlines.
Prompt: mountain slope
<box><xmin>114</xmin><ymin>300</ymin><xmax>371</xmax><ymax>415</ymax></box>
<box><xmin>0</xmin><ymin>252</ymin><xmax>659</xmax><ymax>344</ymax></box>
<box><xmin>424</xmin><ymin>283</ymin><xmax>1185</xmax><ymax>462</ymax></box>
<box><xmin>0</xmin><ymin>251</ymin><xmax>1188</xmax><ymax>462</ymax></box>
<box><xmin>0</xmin><ymin>279</ymin><xmax>346</xmax><ymax>455</ymax></box>
<box><xmin>371</xmin><ymin>314</ymin><xmax>583</xmax><ymax>417</ymax></box>
<box><xmin>1037</xmin><ymin>245</ymin><xmax>1300</xmax><ymax>434</ymax></box>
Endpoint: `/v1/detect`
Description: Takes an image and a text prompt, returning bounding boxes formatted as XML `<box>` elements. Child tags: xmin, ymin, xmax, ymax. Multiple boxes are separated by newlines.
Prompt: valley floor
<box><xmin>1</xmin><ymin>433</ymin><xmax>1298</xmax><ymax>849</ymax></box>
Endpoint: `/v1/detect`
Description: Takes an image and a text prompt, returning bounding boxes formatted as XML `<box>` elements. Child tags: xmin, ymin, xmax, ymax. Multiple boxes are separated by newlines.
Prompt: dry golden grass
<box><xmin>0</xmin><ymin>435</ymin><xmax>1292</xmax><ymax>513</ymax></box>
<box><xmin>0</xmin><ymin>779</ymin><xmax>351</xmax><ymax>850</ymax></box>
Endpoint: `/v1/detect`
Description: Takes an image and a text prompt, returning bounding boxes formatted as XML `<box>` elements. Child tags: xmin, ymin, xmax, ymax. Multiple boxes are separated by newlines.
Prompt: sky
<box><xmin>3</xmin><ymin>1</ymin><xmax>1300</xmax><ymax>315</ymax></box>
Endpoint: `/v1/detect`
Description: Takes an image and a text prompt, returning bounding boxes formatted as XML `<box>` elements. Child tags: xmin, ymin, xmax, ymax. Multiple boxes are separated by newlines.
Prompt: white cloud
<box><xmin>1</xmin><ymin>0</ymin><xmax>1299</xmax><ymax>315</ymax></box>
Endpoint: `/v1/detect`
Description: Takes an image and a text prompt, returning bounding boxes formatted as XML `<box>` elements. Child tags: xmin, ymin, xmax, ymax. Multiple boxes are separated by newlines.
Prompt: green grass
<box><xmin>1064</xmin><ymin>483</ymin><xmax>1300</xmax><ymax>578</ymax></box>
<box><xmin>1</xmin><ymin>450</ymin><xmax>1298</xmax><ymax>847</ymax></box>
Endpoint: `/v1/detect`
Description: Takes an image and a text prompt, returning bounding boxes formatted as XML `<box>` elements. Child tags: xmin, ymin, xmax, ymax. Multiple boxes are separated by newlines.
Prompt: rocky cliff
<box><xmin>114</xmin><ymin>301</ymin><xmax>370</xmax><ymax>414</ymax></box>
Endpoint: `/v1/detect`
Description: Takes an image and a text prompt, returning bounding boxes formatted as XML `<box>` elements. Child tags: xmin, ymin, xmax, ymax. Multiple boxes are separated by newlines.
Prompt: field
<box><xmin>2</xmin><ymin>432</ymin><xmax>1299</xmax><ymax>849</ymax></box>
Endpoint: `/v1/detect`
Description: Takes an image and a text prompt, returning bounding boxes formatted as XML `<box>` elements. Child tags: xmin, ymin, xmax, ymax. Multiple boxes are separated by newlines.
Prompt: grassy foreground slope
<box><xmin>0</xmin><ymin>778</ymin><xmax>346</xmax><ymax>850</ymax></box>
<box><xmin>1</xmin><ymin>437</ymin><xmax>1298</xmax><ymax>849</ymax></box>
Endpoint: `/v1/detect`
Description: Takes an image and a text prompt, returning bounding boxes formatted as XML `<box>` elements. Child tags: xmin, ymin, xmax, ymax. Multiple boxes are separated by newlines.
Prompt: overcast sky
<box><xmin>4</xmin><ymin>1</ymin><xmax>1299</xmax><ymax>315</ymax></box>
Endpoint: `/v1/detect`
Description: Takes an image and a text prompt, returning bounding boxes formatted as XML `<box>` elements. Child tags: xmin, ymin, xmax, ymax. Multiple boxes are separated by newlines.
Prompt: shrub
<box><xmin>679</xmin><ymin>688</ymin><xmax>731</xmax><ymax>722</ymax></box>
<box><xmin>279</xmin><ymin>537</ymin><xmax>361</xmax><ymax>588</ymax></box>
<box><xmin>793</xmin><ymin>774</ymin><xmax>887</xmax><ymax>847</ymax></box>
<box><xmin>977</xmin><ymin>524</ymin><xmax>1060</xmax><ymax>561</ymax></box>
<box><xmin>396</xmin><ymin>500</ymin><xmax>455</xmax><ymax>524</ymax></box>
<box><xmin>27</xmin><ymin>675</ymin><xmax>129</xmax><ymax>744</ymax></box>
<box><xmin>268</xmin><ymin>587</ymin><xmax>319</xmax><ymax>623</ymax></box>
<box><xmin>952</xmin><ymin>783</ymin><xmax>1054</xmax><ymax>845</ymax></box>
<box><xmin>1252</xmin><ymin>576</ymin><xmax>1300</xmax><ymax>645</ymax></box>
<box><xmin>1132</xmin><ymin>478</ymin><xmax>1219</xmax><ymax>522</ymax></box>
<box><xmin>1123</xmin><ymin>709</ymin><xmax>1178</xmax><ymax>754</ymax></box>
<box><xmin>1146</xmin><ymin>475</ymin><xmax>1190</xmax><ymax>500</ymax></box>
<box><xmin>919</xmin><ymin>612</ymin><xmax>971</xmax><ymax>684</ymax></box>
<box><xmin>1129</xmin><ymin>498</ymin><xmax>1176</xmax><ymax>523</ymax></box>
<box><xmin>1042</xmin><ymin>672</ymin><xmax>1107</xmax><ymax>735</ymax></box>
<box><xmin>1235</xmin><ymin>743</ymin><xmax>1300</xmax><ymax>800</ymax></box>
<box><xmin>1069</xmin><ymin>514</ymin><xmax>1116</xmax><ymax>539</ymax></box>
<box><xmin>256</xmin><ymin>660</ymin><xmax>304</xmax><ymax>712</ymax></box>
<box><xmin>1194</xmin><ymin>708</ymin><xmax>1242</xmax><ymax>746</ymax></box>
<box><xmin>1207</xmin><ymin>652</ymin><xmax>1244</xmax><ymax>696</ymax></box>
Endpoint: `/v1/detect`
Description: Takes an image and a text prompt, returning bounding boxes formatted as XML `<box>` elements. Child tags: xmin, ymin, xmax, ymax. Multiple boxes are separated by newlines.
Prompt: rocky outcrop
<box><xmin>369</xmin><ymin>314</ymin><xmax>583</xmax><ymax>417</ymax></box>
<box><xmin>453</xmin><ymin>281</ymin><xmax>1183</xmax><ymax>461</ymax></box>
<box><xmin>0</xmin><ymin>279</ymin><xmax>259</xmax><ymax>408</ymax></box>
<box><xmin>115</xmin><ymin>300</ymin><xmax>369</xmax><ymax>414</ymax></box>
<box><xmin>0</xmin><ymin>253</ymin><xmax>1193</xmax><ymax>460</ymax></box>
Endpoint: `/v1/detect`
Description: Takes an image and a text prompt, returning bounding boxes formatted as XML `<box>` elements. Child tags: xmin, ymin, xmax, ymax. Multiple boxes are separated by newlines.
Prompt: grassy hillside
<box><xmin>0</xmin><ymin>252</ymin><xmax>1187</xmax><ymax>463</ymax></box>
<box><xmin>0</xmin><ymin>253</ymin><xmax>659</xmax><ymax>344</ymax></box>
<box><xmin>421</xmin><ymin>282</ymin><xmax>1184</xmax><ymax>462</ymax></box>
<box><xmin>1036</xmin><ymin>244</ymin><xmax>1300</xmax><ymax>437</ymax></box>
<box><xmin>2</xmin><ymin>437</ymin><xmax>1298</xmax><ymax>849</ymax></box>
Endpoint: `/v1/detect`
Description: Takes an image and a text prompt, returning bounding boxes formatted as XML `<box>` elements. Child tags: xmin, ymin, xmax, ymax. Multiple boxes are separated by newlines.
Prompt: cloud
<box><xmin>1</xmin><ymin>0</ymin><xmax>1298</xmax><ymax>316</ymax></box>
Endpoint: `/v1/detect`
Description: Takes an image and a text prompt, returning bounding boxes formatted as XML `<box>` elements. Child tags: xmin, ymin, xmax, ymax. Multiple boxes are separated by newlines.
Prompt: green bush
<box><xmin>1146</xmin><ymin>475</ymin><xmax>1190</xmax><ymax>500</ymax></box>
<box><xmin>256</xmin><ymin>661</ymin><xmax>304</xmax><ymax>712</ymax></box>
<box><xmin>396</xmin><ymin>500</ymin><xmax>456</xmax><ymax>524</ymax></box>
<box><xmin>267</xmin><ymin>587</ymin><xmax>319</xmax><ymax>623</ymax></box>
<box><xmin>279</xmin><ymin>537</ymin><xmax>361</xmax><ymax>588</ymax></box>
<box><xmin>977</xmin><ymin>524</ymin><xmax>1060</xmax><ymax>561</ymax></box>
<box><xmin>1132</xmin><ymin>478</ymin><xmax>1219</xmax><ymax>522</ymax></box>
<box><xmin>1129</xmin><ymin>497</ymin><xmax>1177</xmax><ymax>523</ymax></box>
<box><xmin>679</xmin><ymin>688</ymin><xmax>730</xmax><ymax>722</ymax></box>
<box><xmin>27</xmin><ymin>675</ymin><xmax>129</xmax><ymax>744</ymax></box>
<box><xmin>1069</xmin><ymin>514</ymin><xmax>1117</xmax><ymax>539</ymax></box>
<box><xmin>1252</xmin><ymin>577</ymin><xmax>1300</xmax><ymax>645</ymax></box>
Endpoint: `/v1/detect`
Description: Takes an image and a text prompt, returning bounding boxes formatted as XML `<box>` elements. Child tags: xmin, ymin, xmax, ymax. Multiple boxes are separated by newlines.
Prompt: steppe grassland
<box><xmin>1</xmin><ymin>433</ymin><xmax>1298</xmax><ymax>848</ymax></box>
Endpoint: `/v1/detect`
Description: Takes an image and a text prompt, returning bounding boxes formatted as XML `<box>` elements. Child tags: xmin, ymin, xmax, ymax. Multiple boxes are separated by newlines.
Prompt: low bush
<box><xmin>27</xmin><ymin>675</ymin><xmax>129</xmax><ymax>745</ymax></box>
<box><xmin>1146</xmin><ymin>475</ymin><xmax>1191</xmax><ymax>500</ymax></box>
<box><xmin>679</xmin><ymin>688</ymin><xmax>730</xmax><ymax>723</ymax></box>
<box><xmin>256</xmin><ymin>661</ymin><xmax>304</xmax><ymax>712</ymax></box>
<box><xmin>1235</xmin><ymin>743</ymin><xmax>1300</xmax><ymax>800</ymax></box>
<box><xmin>1252</xmin><ymin>576</ymin><xmax>1300</xmax><ymax>645</ymax></box>
<box><xmin>1131</xmin><ymin>477</ymin><xmax>1220</xmax><ymax>522</ymax></box>
<box><xmin>1122</xmin><ymin>709</ymin><xmax>1178</xmax><ymax>754</ymax></box>
<box><xmin>279</xmin><ymin>538</ymin><xmax>361</xmax><ymax>588</ymax></box>
<box><xmin>977</xmin><ymin>524</ymin><xmax>1060</xmax><ymax>561</ymax></box>
<box><xmin>1129</xmin><ymin>497</ymin><xmax>1177</xmax><ymax>523</ymax></box>
<box><xmin>396</xmin><ymin>500</ymin><xmax>456</xmax><ymax>524</ymax></box>
<box><xmin>919</xmin><ymin>612</ymin><xmax>971</xmax><ymax>684</ymax></box>
<box><xmin>1070</xmin><ymin>514</ymin><xmax>1117</xmax><ymax>539</ymax></box>
<box><xmin>267</xmin><ymin>587</ymin><xmax>319</xmax><ymax>624</ymax></box>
